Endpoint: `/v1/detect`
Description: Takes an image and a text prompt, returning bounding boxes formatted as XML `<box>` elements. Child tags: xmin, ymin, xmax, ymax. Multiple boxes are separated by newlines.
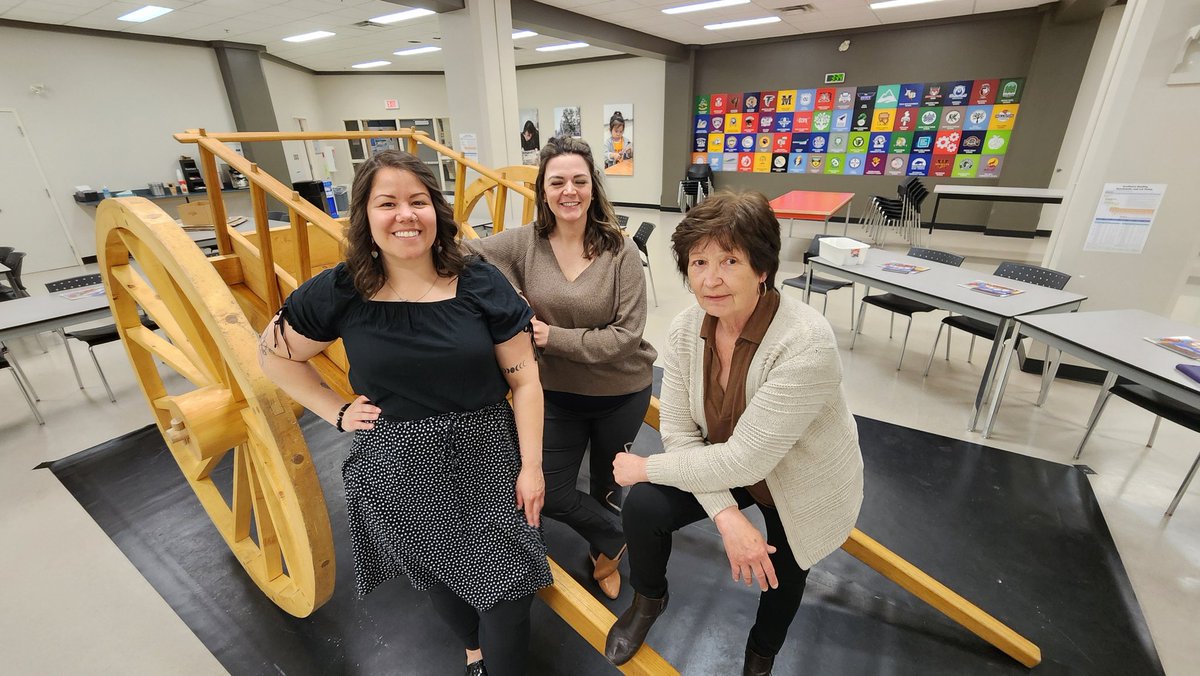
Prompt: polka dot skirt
<box><xmin>342</xmin><ymin>400</ymin><xmax>553</xmax><ymax>611</ymax></box>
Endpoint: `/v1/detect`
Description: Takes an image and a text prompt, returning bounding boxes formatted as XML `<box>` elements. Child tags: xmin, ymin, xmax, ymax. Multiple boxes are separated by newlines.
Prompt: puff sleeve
<box><xmin>278</xmin><ymin>263</ymin><xmax>355</xmax><ymax>342</ymax></box>
<box><xmin>461</xmin><ymin>259</ymin><xmax>534</xmax><ymax>344</ymax></box>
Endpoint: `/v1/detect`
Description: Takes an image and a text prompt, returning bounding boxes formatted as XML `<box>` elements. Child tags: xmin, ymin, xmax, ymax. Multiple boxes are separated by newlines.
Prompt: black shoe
<box><xmin>604</xmin><ymin>591</ymin><xmax>669</xmax><ymax>666</ymax></box>
<box><xmin>743</xmin><ymin>643</ymin><xmax>774</xmax><ymax>676</ymax></box>
<box><xmin>465</xmin><ymin>659</ymin><xmax>487</xmax><ymax>676</ymax></box>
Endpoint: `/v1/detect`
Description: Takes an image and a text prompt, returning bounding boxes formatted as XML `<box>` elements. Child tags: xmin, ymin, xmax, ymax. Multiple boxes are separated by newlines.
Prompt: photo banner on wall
<box><xmin>519</xmin><ymin>108</ymin><xmax>540</xmax><ymax>166</ymax></box>
<box><xmin>555</xmin><ymin>106</ymin><xmax>582</xmax><ymax>139</ymax></box>
<box><xmin>603</xmin><ymin>104</ymin><xmax>633</xmax><ymax>176</ymax></box>
<box><xmin>692</xmin><ymin>78</ymin><xmax>1024</xmax><ymax>178</ymax></box>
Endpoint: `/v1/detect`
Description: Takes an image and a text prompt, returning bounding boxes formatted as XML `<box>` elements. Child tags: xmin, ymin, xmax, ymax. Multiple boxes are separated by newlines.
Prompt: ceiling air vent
<box><xmin>777</xmin><ymin>4</ymin><xmax>815</xmax><ymax>12</ymax></box>
<box><xmin>354</xmin><ymin>20</ymin><xmax>388</xmax><ymax>28</ymax></box>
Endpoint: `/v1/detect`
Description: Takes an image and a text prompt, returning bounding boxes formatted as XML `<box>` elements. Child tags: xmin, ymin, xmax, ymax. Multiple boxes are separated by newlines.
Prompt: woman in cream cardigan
<box><xmin>605</xmin><ymin>191</ymin><xmax>864</xmax><ymax>675</ymax></box>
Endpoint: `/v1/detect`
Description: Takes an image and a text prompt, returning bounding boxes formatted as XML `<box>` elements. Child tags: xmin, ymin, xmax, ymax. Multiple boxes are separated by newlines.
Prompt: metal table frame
<box><xmin>806</xmin><ymin>248</ymin><xmax>1086</xmax><ymax>431</ymax></box>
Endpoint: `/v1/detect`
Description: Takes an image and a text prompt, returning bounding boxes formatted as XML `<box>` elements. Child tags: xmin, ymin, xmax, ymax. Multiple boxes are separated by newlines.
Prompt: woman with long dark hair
<box><xmin>468</xmin><ymin>137</ymin><xmax>656</xmax><ymax>601</ymax></box>
<box><xmin>259</xmin><ymin>150</ymin><xmax>550</xmax><ymax>676</ymax></box>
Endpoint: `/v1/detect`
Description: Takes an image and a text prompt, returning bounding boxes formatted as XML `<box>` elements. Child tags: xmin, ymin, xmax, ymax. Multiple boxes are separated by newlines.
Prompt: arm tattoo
<box><xmin>502</xmin><ymin>360</ymin><xmax>527</xmax><ymax>375</ymax></box>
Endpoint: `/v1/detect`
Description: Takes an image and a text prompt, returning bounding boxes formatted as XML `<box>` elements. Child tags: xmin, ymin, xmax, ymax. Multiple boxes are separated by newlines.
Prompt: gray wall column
<box><xmin>660</xmin><ymin>50</ymin><xmax>696</xmax><ymax>209</ymax></box>
<box><xmin>211</xmin><ymin>42</ymin><xmax>290</xmax><ymax>190</ymax></box>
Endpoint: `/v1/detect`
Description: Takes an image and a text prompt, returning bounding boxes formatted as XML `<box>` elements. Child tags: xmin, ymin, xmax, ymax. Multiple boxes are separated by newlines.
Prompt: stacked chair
<box><xmin>677</xmin><ymin>163</ymin><xmax>713</xmax><ymax>212</ymax></box>
<box><xmin>861</xmin><ymin>178</ymin><xmax>929</xmax><ymax>247</ymax></box>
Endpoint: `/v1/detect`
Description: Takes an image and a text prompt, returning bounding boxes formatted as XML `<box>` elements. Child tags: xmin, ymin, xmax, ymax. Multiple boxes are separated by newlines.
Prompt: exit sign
<box><xmin>824</xmin><ymin>72</ymin><xmax>846</xmax><ymax>84</ymax></box>
<box><xmin>384</xmin><ymin>99</ymin><xmax>399</xmax><ymax>110</ymax></box>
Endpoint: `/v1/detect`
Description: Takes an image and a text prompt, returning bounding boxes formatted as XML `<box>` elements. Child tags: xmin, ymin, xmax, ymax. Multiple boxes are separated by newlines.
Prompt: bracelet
<box><xmin>335</xmin><ymin>402</ymin><xmax>352</xmax><ymax>432</ymax></box>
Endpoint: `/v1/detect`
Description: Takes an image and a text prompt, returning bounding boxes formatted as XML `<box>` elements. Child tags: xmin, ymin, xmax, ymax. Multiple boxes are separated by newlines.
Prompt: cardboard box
<box><xmin>178</xmin><ymin>200</ymin><xmax>212</xmax><ymax>226</ymax></box>
<box><xmin>818</xmin><ymin>237</ymin><xmax>871</xmax><ymax>266</ymax></box>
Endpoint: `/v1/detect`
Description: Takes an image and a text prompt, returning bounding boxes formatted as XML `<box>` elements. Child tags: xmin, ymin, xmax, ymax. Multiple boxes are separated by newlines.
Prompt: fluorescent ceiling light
<box><xmin>512</xmin><ymin>30</ymin><xmax>538</xmax><ymax>39</ymax></box>
<box><xmin>369</xmin><ymin>8</ymin><xmax>435</xmax><ymax>24</ymax></box>
<box><xmin>394</xmin><ymin>46</ymin><xmax>441</xmax><ymax>55</ymax></box>
<box><xmin>352</xmin><ymin>60</ymin><xmax>391</xmax><ymax>69</ymax></box>
<box><xmin>662</xmin><ymin>0</ymin><xmax>749</xmax><ymax>15</ymax></box>
<box><xmin>117</xmin><ymin>5</ymin><xmax>172</xmax><ymax>22</ymax></box>
<box><xmin>869</xmin><ymin>0</ymin><xmax>943</xmax><ymax>8</ymax></box>
<box><xmin>536</xmin><ymin>42</ymin><xmax>589</xmax><ymax>52</ymax></box>
<box><xmin>283</xmin><ymin>31</ymin><xmax>335</xmax><ymax>43</ymax></box>
<box><xmin>704</xmin><ymin>16</ymin><xmax>781</xmax><ymax>30</ymax></box>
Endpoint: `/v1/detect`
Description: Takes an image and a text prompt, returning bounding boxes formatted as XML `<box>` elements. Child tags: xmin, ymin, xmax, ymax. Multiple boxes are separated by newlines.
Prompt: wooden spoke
<box><xmin>125</xmin><ymin>326</ymin><xmax>211</xmax><ymax>388</ymax></box>
<box><xmin>108</xmin><ymin>264</ymin><xmax>208</xmax><ymax>370</ymax></box>
<box><xmin>117</xmin><ymin>229</ymin><xmax>224</xmax><ymax>383</ymax></box>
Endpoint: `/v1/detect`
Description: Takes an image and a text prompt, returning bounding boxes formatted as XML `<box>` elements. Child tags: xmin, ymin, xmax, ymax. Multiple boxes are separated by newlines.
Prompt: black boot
<box><xmin>743</xmin><ymin>642</ymin><xmax>774</xmax><ymax>676</ymax></box>
<box><xmin>465</xmin><ymin>659</ymin><xmax>487</xmax><ymax>676</ymax></box>
<box><xmin>605</xmin><ymin>592</ymin><xmax>669</xmax><ymax>666</ymax></box>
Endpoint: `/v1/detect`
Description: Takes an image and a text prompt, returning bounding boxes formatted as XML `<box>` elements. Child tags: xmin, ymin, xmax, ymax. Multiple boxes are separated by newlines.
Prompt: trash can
<box><xmin>333</xmin><ymin>185</ymin><xmax>350</xmax><ymax>214</ymax></box>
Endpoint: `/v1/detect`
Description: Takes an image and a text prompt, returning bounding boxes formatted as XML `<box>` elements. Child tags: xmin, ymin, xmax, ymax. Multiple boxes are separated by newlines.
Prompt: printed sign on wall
<box><xmin>693</xmin><ymin>77</ymin><xmax>1023</xmax><ymax>178</ymax></box>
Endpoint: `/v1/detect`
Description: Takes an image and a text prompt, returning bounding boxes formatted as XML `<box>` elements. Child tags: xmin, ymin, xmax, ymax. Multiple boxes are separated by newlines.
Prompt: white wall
<box><xmin>0</xmin><ymin>26</ymin><xmax>236</xmax><ymax>261</ymax></box>
<box><xmin>1044</xmin><ymin>0</ymin><xmax>1200</xmax><ymax>321</ymax></box>
<box><xmin>517</xmin><ymin>57</ymin><xmax>666</xmax><ymax>206</ymax></box>
<box><xmin>315</xmin><ymin>73</ymin><xmax>451</xmax><ymax>187</ymax></box>
<box><xmin>262</xmin><ymin>59</ymin><xmax>324</xmax><ymax>184</ymax></box>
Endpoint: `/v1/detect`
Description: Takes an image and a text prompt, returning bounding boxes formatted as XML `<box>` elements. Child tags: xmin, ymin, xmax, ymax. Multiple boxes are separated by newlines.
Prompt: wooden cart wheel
<box><xmin>95</xmin><ymin>197</ymin><xmax>334</xmax><ymax>617</ymax></box>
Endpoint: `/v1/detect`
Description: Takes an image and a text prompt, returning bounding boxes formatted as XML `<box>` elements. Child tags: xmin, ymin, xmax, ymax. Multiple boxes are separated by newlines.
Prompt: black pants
<box><xmin>623</xmin><ymin>483</ymin><xmax>810</xmax><ymax>658</ymax></box>
<box><xmin>426</xmin><ymin>584</ymin><xmax>535</xmax><ymax>676</ymax></box>
<box><xmin>541</xmin><ymin>385</ymin><xmax>651</xmax><ymax>559</ymax></box>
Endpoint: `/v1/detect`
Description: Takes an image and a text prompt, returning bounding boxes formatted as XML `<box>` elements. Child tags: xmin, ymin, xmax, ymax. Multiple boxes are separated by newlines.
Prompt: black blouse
<box><xmin>280</xmin><ymin>258</ymin><xmax>533</xmax><ymax>421</ymax></box>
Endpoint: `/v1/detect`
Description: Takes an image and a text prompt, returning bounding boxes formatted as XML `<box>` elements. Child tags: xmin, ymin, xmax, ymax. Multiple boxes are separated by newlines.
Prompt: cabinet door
<box><xmin>344</xmin><ymin>120</ymin><xmax>365</xmax><ymax>160</ymax></box>
<box><xmin>364</xmin><ymin>119</ymin><xmax>399</xmax><ymax>156</ymax></box>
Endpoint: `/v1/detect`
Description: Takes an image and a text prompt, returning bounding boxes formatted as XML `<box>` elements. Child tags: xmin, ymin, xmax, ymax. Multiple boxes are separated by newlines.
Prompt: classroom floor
<box><xmin>2</xmin><ymin>207</ymin><xmax>1197</xmax><ymax>674</ymax></box>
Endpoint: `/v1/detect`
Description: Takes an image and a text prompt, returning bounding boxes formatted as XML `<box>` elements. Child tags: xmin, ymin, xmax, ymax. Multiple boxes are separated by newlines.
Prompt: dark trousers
<box><xmin>426</xmin><ymin>584</ymin><xmax>535</xmax><ymax>676</ymax></box>
<box><xmin>623</xmin><ymin>483</ymin><xmax>810</xmax><ymax>658</ymax></box>
<box><xmin>541</xmin><ymin>385</ymin><xmax>651</xmax><ymax>559</ymax></box>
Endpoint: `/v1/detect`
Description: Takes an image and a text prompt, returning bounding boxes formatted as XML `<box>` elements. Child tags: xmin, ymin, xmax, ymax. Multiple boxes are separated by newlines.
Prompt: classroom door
<box><xmin>0</xmin><ymin>111</ymin><xmax>77</xmax><ymax>273</ymax></box>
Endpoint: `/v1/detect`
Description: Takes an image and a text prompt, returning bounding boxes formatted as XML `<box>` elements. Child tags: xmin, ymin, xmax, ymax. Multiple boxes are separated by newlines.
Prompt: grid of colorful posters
<box><xmin>691</xmin><ymin>78</ymin><xmax>1023</xmax><ymax>178</ymax></box>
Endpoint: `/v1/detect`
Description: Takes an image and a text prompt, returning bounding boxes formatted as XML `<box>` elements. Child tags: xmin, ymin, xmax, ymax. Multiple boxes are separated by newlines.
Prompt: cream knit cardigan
<box><xmin>644</xmin><ymin>294</ymin><xmax>864</xmax><ymax>569</ymax></box>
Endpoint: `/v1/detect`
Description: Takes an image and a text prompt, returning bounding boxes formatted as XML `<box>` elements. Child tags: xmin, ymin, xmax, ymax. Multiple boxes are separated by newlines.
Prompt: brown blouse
<box><xmin>701</xmin><ymin>290</ymin><xmax>780</xmax><ymax>507</ymax></box>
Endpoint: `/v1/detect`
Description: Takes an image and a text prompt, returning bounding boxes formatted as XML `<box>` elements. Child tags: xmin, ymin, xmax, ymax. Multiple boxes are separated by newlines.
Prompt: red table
<box><xmin>769</xmin><ymin>190</ymin><xmax>855</xmax><ymax>237</ymax></box>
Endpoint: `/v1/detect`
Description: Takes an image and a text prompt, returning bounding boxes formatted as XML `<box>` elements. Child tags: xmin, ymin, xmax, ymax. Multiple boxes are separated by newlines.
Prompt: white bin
<box><xmin>818</xmin><ymin>237</ymin><xmax>871</xmax><ymax>266</ymax></box>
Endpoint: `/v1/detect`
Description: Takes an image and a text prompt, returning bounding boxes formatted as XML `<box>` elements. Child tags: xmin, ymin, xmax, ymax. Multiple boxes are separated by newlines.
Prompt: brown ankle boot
<box><xmin>604</xmin><ymin>591</ymin><xmax>669</xmax><ymax>666</ymax></box>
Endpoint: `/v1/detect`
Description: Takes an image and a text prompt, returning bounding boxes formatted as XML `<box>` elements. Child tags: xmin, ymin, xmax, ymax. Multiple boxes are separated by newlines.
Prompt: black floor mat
<box><xmin>48</xmin><ymin>409</ymin><xmax>1162</xmax><ymax>676</ymax></box>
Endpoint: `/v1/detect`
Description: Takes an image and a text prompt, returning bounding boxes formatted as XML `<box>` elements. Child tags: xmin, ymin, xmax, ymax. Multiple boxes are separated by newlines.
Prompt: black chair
<box><xmin>632</xmin><ymin>222</ymin><xmax>658</xmax><ymax>307</ymax></box>
<box><xmin>1</xmin><ymin>251</ymin><xmax>30</xmax><ymax>300</ymax></box>
<box><xmin>781</xmin><ymin>235</ymin><xmax>856</xmax><ymax>329</ymax></box>
<box><xmin>851</xmin><ymin>247</ymin><xmax>965</xmax><ymax>370</ymax></box>
<box><xmin>1</xmin><ymin>344</ymin><xmax>43</xmax><ymax>425</ymax></box>
<box><xmin>923</xmin><ymin>262</ymin><xmax>1071</xmax><ymax>376</ymax></box>
<box><xmin>1074</xmin><ymin>377</ymin><xmax>1200</xmax><ymax>517</ymax></box>
<box><xmin>46</xmin><ymin>274</ymin><xmax>156</xmax><ymax>403</ymax></box>
<box><xmin>616</xmin><ymin>214</ymin><xmax>629</xmax><ymax>231</ymax></box>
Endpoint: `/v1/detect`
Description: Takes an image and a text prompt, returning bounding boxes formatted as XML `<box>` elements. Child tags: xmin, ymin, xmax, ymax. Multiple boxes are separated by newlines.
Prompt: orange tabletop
<box><xmin>605</xmin><ymin>159</ymin><xmax>634</xmax><ymax>176</ymax></box>
<box><xmin>769</xmin><ymin>190</ymin><xmax>855</xmax><ymax>219</ymax></box>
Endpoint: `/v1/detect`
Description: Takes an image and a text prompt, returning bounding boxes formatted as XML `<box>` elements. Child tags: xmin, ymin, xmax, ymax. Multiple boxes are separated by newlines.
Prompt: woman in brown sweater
<box><xmin>468</xmin><ymin>137</ymin><xmax>657</xmax><ymax>600</ymax></box>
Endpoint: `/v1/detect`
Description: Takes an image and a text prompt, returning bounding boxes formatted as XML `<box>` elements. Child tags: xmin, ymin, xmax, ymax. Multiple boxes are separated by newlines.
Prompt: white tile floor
<box><xmin>2</xmin><ymin>209</ymin><xmax>1197</xmax><ymax>674</ymax></box>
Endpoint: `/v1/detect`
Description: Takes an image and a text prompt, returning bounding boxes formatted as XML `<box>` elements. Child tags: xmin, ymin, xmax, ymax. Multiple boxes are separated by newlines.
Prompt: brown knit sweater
<box><xmin>467</xmin><ymin>224</ymin><xmax>657</xmax><ymax>396</ymax></box>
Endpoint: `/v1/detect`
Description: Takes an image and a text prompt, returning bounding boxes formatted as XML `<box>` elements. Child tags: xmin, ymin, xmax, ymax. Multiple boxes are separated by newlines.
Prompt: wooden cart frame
<box><xmin>93</xmin><ymin>129</ymin><xmax>1039</xmax><ymax>673</ymax></box>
